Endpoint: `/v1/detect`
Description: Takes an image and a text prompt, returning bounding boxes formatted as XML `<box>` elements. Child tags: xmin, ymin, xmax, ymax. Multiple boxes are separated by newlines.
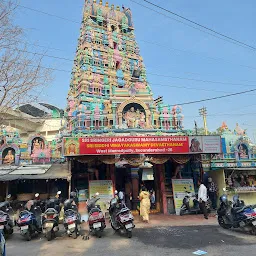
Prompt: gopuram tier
<box><xmin>66</xmin><ymin>0</ymin><xmax>184</xmax><ymax>134</ymax></box>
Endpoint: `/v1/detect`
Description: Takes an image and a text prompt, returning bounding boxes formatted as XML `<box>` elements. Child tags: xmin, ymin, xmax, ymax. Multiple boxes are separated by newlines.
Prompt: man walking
<box><xmin>198</xmin><ymin>180</ymin><xmax>208</xmax><ymax>219</ymax></box>
<box><xmin>207</xmin><ymin>177</ymin><xmax>218</xmax><ymax>210</ymax></box>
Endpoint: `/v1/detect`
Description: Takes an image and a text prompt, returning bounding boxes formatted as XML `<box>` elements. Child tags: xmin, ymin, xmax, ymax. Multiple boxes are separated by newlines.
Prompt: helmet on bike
<box><xmin>233</xmin><ymin>195</ymin><xmax>239</xmax><ymax>203</ymax></box>
<box><xmin>70</xmin><ymin>191</ymin><xmax>76</xmax><ymax>199</ymax></box>
<box><xmin>220</xmin><ymin>194</ymin><xmax>228</xmax><ymax>204</ymax></box>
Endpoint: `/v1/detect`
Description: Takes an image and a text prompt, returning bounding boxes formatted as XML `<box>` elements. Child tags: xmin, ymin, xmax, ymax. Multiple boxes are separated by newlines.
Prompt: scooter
<box><xmin>217</xmin><ymin>189</ymin><xmax>256</xmax><ymax>235</ymax></box>
<box><xmin>180</xmin><ymin>188</ymin><xmax>211</xmax><ymax>216</ymax></box>
<box><xmin>63</xmin><ymin>192</ymin><xmax>81</xmax><ymax>239</ymax></box>
<box><xmin>109</xmin><ymin>191</ymin><xmax>135</xmax><ymax>238</ymax></box>
<box><xmin>0</xmin><ymin>195</ymin><xmax>14</xmax><ymax>239</ymax></box>
<box><xmin>42</xmin><ymin>191</ymin><xmax>61</xmax><ymax>241</ymax></box>
<box><xmin>17</xmin><ymin>194</ymin><xmax>42</xmax><ymax>241</ymax></box>
<box><xmin>86</xmin><ymin>193</ymin><xmax>106</xmax><ymax>238</ymax></box>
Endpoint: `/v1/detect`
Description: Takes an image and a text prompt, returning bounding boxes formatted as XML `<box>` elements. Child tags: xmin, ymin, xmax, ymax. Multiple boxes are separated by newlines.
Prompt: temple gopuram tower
<box><xmin>66</xmin><ymin>0</ymin><xmax>184</xmax><ymax>134</ymax></box>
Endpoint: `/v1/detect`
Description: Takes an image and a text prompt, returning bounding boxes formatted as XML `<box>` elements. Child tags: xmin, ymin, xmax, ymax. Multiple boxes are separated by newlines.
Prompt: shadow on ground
<box><xmin>133</xmin><ymin>225</ymin><xmax>253</xmax><ymax>249</ymax></box>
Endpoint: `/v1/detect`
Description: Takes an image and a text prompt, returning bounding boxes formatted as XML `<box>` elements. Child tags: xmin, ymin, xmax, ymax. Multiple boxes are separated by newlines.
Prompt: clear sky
<box><xmin>14</xmin><ymin>0</ymin><xmax>256</xmax><ymax>140</ymax></box>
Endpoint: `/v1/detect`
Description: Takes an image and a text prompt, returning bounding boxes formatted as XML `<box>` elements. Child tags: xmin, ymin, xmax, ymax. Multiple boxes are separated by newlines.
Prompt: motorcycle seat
<box><xmin>232</xmin><ymin>206</ymin><xmax>247</xmax><ymax>214</ymax></box>
<box><xmin>89</xmin><ymin>208</ymin><xmax>101</xmax><ymax>215</ymax></box>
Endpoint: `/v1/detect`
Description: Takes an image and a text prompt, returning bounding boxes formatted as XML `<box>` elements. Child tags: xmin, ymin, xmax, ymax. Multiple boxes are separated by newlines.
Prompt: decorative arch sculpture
<box><xmin>0</xmin><ymin>143</ymin><xmax>20</xmax><ymax>165</ymax></box>
<box><xmin>27</xmin><ymin>134</ymin><xmax>47</xmax><ymax>154</ymax></box>
<box><xmin>117</xmin><ymin>98</ymin><xmax>151</xmax><ymax>129</ymax></box>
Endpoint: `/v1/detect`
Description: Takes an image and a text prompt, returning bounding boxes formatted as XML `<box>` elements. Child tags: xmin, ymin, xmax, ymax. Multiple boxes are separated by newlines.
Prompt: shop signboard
<box><xmin>89</xmin><ymin>180</ymin><xmax>114</xmax><ymax>214</ymax></box>
<box><xmin>142</xmin><ymin>169</ymin><xmax>154</xmax><ymax>181</ymax></box>
<box><xmin>63</xmin><ymin>135</ymin><xmax>221</xmax><ymax>156</ymax></box>
<box><xmin>189</xmin><ymin>136</ymin><xmax>222</xmax><ymax>154</ymax></box>
<box><xmin>202</xmin><ymin>136</ymin><xmax>222</xmax><ymax>153</ymax></box>
<box><xmin>172</xmin><ymin>179</ymin><xmax>195</xmax><ymax>215</ymax></box>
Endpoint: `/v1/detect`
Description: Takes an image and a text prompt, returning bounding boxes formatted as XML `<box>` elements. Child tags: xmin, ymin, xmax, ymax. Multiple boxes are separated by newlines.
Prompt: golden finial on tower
<box><xmin>116</xmin><ymin>6</ymin><xmax>120</xmax><ymax>11</ymax></box>
<box><xmin>105</xmin><ymin>2</ymin><xmax>109</xmax><ymax>7</ymax></box>
<box><xmin>99</xmin><ymin>0</ymin><xmax>102</xmax><ymax>5</ymax></box>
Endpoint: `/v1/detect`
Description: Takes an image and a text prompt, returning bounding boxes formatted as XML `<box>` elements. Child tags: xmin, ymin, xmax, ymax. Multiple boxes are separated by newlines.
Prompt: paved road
<box><xmin>5</xmin><ymin>225</ymin><xmax>256</xmax><ymax>256</ymax></box>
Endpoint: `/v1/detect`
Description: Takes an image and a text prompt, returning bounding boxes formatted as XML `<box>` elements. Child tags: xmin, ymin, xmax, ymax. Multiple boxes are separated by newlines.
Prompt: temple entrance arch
<box><xmin>117</xmin><ymin>98</ymin><xmax>151</xmax><ymax>129</ymax></box>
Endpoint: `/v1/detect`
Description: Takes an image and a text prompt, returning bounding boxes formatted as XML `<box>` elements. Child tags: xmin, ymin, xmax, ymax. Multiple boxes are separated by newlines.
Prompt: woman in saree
<box><xmin>139</xmin><ymin>186</ymin><xmax>150</xmax><ymax>223</ymax></box>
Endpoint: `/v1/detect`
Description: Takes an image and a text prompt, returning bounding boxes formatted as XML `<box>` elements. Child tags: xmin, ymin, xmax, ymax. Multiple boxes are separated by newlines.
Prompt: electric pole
<box><xmin>199</xmin><ymin>107</ymin><xmax>208</xmax><ymax>135</ymax></box>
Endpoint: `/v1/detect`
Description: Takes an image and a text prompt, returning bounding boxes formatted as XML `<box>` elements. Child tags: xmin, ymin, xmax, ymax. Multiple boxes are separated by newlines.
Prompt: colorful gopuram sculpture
<box><xmin>66</xmin><ymin>0</ymin><xmax>184</xmax><ymax>134</ymax></box>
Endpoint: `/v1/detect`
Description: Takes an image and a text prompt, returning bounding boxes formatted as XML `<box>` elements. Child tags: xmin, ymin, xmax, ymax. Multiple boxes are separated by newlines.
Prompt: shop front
<box><xmin>204</xmin><ymin>123</ymin><xmax>256</xmax><ymax>206</ymax></box>
<box><xmin>64</xmin><ymin>135</ymin><xmax>222</xmax><ymax>215</ymax></box>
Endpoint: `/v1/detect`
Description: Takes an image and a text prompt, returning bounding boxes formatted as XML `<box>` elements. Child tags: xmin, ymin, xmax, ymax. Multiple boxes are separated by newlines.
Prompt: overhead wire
<box><xmin>3</xmin><ymin>45</ymin><xmax>256</xmax><ymax>90</ymax></box>
<box><xmin>139</xmin><ymin>0</ymin><xmax>256</xmax><ymax>51</ymax></box>
<box><xmin>169</xmin><ymin>88</ymin><xmax>256</xmax><ymax>107</ymax></box>
<box><xmin>13</xmin><ymin>2</ymin><xmax>256</xmax><ymax>73</ymax></box>
<box><xmin>7</xmin><ymin>2</ymin><xmax>256</xmax><ymax>109</ymax></box>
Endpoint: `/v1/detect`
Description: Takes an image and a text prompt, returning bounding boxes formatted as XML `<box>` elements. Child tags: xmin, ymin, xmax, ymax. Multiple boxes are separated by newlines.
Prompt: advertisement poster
<box><xmin>63</xmin><ymin>137</ymin><xmax>80</xmax><ymax>155</ymax></box>
<box><xmin>202</xmin><ymin>136</ymin><xmax>221</xmax><ymax>153</ymax></box>
<box><xmin>142</xmin><ymin>169</ymin><xmax>154</xmax><ymax>181</ymax></box>
<box><xmin>189</xmin><ymin>137</ymin><xmax>203</xmax><ymax>153</ymax></box>
<box><xmin>89</xmin><ymin>180</ymin><xmax>114</xmax><ymax>214</ymax></box>
<box><xmin>172</xmin><ymin>179</ymin><xmax>195</xmax><ymax>215</ymax></box>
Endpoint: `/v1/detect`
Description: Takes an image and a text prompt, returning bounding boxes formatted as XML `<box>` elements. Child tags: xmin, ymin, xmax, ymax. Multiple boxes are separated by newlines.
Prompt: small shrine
<box><xmin>0</xmin><ymin>126</ymin><xmax>63</xmax><ymax>166</ymax></box>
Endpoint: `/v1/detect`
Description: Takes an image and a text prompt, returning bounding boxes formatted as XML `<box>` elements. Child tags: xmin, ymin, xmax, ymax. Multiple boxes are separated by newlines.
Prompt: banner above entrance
<box><xmin>63</xmin><ymin>135</ymin><xmax>221</xmax><ymax>156</ymax></box>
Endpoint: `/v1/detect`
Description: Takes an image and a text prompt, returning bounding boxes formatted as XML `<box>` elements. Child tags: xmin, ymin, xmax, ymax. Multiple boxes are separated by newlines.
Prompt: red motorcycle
<box><xmin>86</xmin><ymin>196</ymin><xmax>106</xmax><ymax>238</ymax></box>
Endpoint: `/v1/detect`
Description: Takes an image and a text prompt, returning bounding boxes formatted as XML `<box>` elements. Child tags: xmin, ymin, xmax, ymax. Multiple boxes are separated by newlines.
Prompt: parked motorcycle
<box><xmin>42</xmin><ymin>191</ymin><xmax>61</xmax><ymax>241</ymax></box>
<box><xmin>0</xmin><ymin>195</ymin><xmax>14</xmax><ymax>239</ymax></box>
<box><xmin>217</xmin><ymin>191</ymin><xmax>256</xmax><ymax>235</ymax></box>
<box><xmin>63</xmin><ymin>192</ymin><xmax>81</xmax><ymax>239</ymax></box>
<box><xmin>86</xmin><ymin>193</ymin><xmax>106</xmax><ymax>238</ymax></box>
<box><xmin>180</xmin><ymin>188</ymin><xmax>211</xmax><ymax>216</ymax></box>
<box><xmin>17</xmin><ymin>194</ymin><xmax>42</xmax><ymax>241</ymax></box>
<box><xmin>109</xmin><ymin>191</ymin><xmax>135</xmax><ymax>238</ymax></box>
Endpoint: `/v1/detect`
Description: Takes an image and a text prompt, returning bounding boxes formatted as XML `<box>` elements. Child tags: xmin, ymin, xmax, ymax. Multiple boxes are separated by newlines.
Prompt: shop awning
<box><xmin>0</xmin><ymin>163</ymin><xmax>70</xmax><ymax>181</ymax></box>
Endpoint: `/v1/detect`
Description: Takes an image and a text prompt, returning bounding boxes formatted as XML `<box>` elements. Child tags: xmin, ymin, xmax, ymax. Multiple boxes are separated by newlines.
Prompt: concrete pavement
<box><xmin>5</xmin><ymin>214</ymin><xmax>256</xmax><ymax>256</ymax></box>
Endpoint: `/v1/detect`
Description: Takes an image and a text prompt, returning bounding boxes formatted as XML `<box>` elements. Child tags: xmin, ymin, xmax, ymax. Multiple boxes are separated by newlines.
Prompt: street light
<box><xmin>199</xmin><ymin>107</ymin><xmax>208</xmax><ymax>135</ymax></box>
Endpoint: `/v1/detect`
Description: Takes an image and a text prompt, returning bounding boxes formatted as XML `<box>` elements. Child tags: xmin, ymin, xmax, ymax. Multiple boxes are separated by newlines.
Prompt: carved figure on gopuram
<box><xmin>65</xmin><ymin>0</ymin><xmax>185</xmax><ymax>134</ymax></box>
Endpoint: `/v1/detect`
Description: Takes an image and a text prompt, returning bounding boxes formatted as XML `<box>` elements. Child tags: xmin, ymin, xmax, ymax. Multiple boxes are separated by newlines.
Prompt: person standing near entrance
<box><xmin>207</xmin><ymin>177</ymin><xmax>218</xmax><ymax>210</ymax></box>
<box><xmin>198</xmin><ymin>180</ymin><xmax>208</xmax><ymax>219</ymax></box>
<box><xmin>139</xmin><ymin>187</ymin><xmax>150</xmax><ymax>223</ymax></box>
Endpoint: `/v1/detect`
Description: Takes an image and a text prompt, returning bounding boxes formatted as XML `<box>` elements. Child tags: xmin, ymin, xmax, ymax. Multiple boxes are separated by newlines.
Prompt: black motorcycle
<box><xmin>180</xmin><ymin>189</ymin><xmax>211</xmax><ymax>216</ymax></box>
<box><xmin>217</xmin><ymin>193</ymin><xmax>256</xmax><ymax>234</ymax></box>
<box><xmin>42</xmin><ymin>193</ymin><xmax>61</xmax><ymax>241</ymax></box>
<box><xmin>109</xmin><ymin>191</ymin><xmax>135</xmax><ymax>238</ymax></box>
<box><xmin>63</xmin><ymin>193</ymin><xmax>81</xmax><ymax>239</ymax></box>
<box><xmin>0</xmin><ymin>196</ymin><xmax>14</xmax><ymax>239</ymax></box>
<box><xmin>17</xmin><ymin>198</ymin><xmax>42</xmax><ymax>241</ymax></box>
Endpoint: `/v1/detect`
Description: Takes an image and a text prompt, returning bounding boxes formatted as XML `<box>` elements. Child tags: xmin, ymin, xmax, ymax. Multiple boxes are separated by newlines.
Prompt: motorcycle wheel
<box><xmin>218</xmin><ymin>217</ymin><xmax>231</xmax><ymax>229</ymax></box>
<box><xmin>250</xmin><ymin>226</ymin><xmax>256</xmax><ymax>235</ymax></box>
<box><xmin>72</xmin><ymin>229</ymin><xmax>78</xmax><ymax>239</ymax></box>
<box><xmin>3</xmin><ymin>232</ymin><xmax>9</xmax><ymax>240</ymax></box>
<box><xmin>111</xmin><ymin>222</ymin><xmax>118</xmax><ymax>231</ymax></box>
<box><xmin>46</xmin><ymin>231</ymin><xmax>52</xmax><ymax>241</ymax></box>
<box><xmin>127</xmin><ymin>230</ymin><xmax>132</xmax><ymax>238</ymax></box>
<box><xmin>97</xmin><ymin>230</ymin><xmax>102</xmax><ymax>238</ymax></box>
<box><xmin>25</xmin><ymin>231</ymin><xmax>32</xmax><ymax>241</ymax></box>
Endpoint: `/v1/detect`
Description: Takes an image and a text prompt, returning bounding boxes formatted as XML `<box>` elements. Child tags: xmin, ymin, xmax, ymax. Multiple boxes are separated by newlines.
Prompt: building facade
<box><xmin>0</xmin><ymin>104</ymin><xmax>68</xmax><ymax>202</ymax></box>
<box><xmin>203</xmin><ymin>123</ymin><xmax>256</xmax><ymax>205</ymax></box>
<box><xmin>62</xmin><ymin>0</ymin><xmax>223</xmax><ymax>215</ymax></box>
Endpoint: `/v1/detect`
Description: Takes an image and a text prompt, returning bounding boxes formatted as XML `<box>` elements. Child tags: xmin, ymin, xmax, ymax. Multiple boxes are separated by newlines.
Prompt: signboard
<box><xmin>189</xmin><ymin>136</ymin><xmax>221</xmax><ymax>154</ymax></box>
<box><xmin>202</xmin><ymin>136</ymin><xmax>222</xmax><ymax>153</ymax></box>
<box><xmin>63</xmin><ymin>136</ymin><xmax>221</xmax><ymax>156</ymax></box>
<box><xmin>172</xmin><ymin>179</ymin><xmax>195</xmax><ymax>215</ymax></box>
<box><xmin>89</xmin><ymin>180</ymin><xmax>114</xmax><ymax>214</ymax></box>
<box><xmin>142</xmin><ymin>169</ymin><xmax>154</xmax><ymax>181</ymax></box>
